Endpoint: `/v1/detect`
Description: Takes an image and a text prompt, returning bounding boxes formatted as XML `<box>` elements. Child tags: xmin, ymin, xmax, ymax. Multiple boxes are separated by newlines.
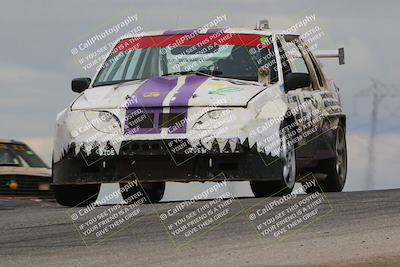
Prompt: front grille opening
<box><xmin>127</xmin><ymin>109</ymin><xmax>154</xmax><ymax>129</ymax></box>
<box><xmin>0</xmin><ymin>176</ymin><xmax>52</xmax><ymax>196</ymax></box>
<box><xmin>219</xmin><ymin>162</ymin><xmax>238</xmax><ymax>170</ymax></box>
<box><xmin>81</xmin><ymin>165</ymin><xmax>100</xmax><ymax>173</ymax></box>
<box><xmin>159</xmin><ymin>113</ymin><xmax>185</xmax><ymax>128</ymax></box>
<box><xmin>120</xmin><ymin>145</ymin><xmax>130</xmax><ymax>155</ymax></box>
<box><xmin>131</xmin><ymin>143</ymin><xmax>139</xmax><ymax>150</ymax></box>
<box><xmin>151</xmin><ymin>143</ymin><xmax>160</xmax><ymax>150</ymax></box>
<box><xmin>142</xmin><ymin>143</ymin><xmax>150</xmax><ymax>151</ymax></box>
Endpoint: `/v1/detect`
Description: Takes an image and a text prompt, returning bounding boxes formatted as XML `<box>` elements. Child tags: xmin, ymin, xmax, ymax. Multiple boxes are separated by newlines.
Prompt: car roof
<box><xmin>120</xmin><ymin>27</ymin><xmax>298</xmax><ymax>40</ymax></box>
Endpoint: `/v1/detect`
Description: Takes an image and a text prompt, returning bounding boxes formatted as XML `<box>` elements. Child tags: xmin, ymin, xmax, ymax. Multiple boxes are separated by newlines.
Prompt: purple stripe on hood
<box><xmin>127</xmin><ymin>76</ymin><xmax>178</xmax><ymax>108</ymax></box>
<box><xmin>169</xmin><ymin>75</ymin><xmax>208</xmax><ymax>106</ymax></box>
<box><xmin>124</xmin><ymin>76</ymin><xmax>178</xmax><ymax>134</ymax></box>
<box><xmin>124</xmin><ymin>75</ymin><xmax>207</xmax><ymax>135</ymax></box>
<box><xmin>168</xmin><ymin>75</ymin><xmax>208</xmax><ymax>134</ymax></box>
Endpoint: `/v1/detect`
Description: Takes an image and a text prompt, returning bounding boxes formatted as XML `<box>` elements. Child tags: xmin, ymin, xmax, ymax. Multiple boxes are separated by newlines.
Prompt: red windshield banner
<box><xmin>112</xmin><ymin>34</ymin><xmax>271</xmax><ymax>53</ymax></box>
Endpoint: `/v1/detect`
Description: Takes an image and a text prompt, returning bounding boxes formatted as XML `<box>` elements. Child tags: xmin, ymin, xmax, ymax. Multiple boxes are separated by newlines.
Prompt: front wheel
<box><xmin>251</xmin><ymin>123</ymin><xmax>296</xmax><ymax>197</ymax></box>
<box><xmin>303</xmin><ymin>124</ymin><xmax>347</xmax><ymax>193</ymax></box>
<box><xmin>53</xmin><ymin>184</ymin><xmax>100</xmax><ymax>207</ymax></box>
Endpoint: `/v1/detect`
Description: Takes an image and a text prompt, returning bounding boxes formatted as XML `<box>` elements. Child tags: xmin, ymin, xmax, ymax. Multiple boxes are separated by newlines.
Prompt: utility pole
<box><xmin>357</xmin><ymin>78</ymin><xmax>398</xmax><ymax>190</ymax></box>
<box><xmin>365</xmin><ymin>80</ymin><xmax>383</xmax><ymax>189</ymax></box>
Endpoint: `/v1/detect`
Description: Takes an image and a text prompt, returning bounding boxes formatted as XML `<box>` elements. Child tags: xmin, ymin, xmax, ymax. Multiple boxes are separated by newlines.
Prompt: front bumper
<box><xmin>53</xmin><ymin>139</ymin><xmax>284</xmax><ymax>184</ymax></box>
<box><xmin>0</xmin><ymin>175</ymin><xmax>52</xmax><ymax>197</ymax></box>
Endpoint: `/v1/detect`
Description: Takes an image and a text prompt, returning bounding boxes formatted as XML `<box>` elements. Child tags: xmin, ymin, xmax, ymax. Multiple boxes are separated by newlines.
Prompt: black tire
<box><xmin>53</xmin><ymin>184</ymin><xmax>100</xmax><ymax>207</ymax></box>
<box><xmin>303</xmin><ymin>124</ymin><xmax>347</xmax><ymax>193</ymax></box>
<box><xmin>120</xmin><ymin>182</ymin><xmax>165</xmax><ymax>204</ymax></box>
<box><xmin>250</xmin><ymin>122</ymin><xmax>296</xmax><ymax>197</ymax></box>
<box><xmin>250</xmin><ymin>180</ymin><xmax>294</xmax><ymax>197</ymax></box>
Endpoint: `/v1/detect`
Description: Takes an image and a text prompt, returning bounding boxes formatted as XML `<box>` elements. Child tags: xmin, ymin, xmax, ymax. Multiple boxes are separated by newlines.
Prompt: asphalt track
<box><xmin>0</xmin><ymin>189</ymin><xmax>400</xmax><ymax>267</ymax></box>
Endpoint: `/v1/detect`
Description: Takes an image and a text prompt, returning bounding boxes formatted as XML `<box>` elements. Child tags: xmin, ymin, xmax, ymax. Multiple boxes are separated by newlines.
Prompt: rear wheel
<box><xmin>53</xmin><ymin>184</ymin><xmax>100</xmax><ymax>207</ymax></box>
<box><xmin>303</xmin><ymin>124</ymin><xmax>347</xmax><ymax>193</ymax></box>
<box><xmin>120</xmin><ymin>182</ymin><xmax>165</xmax><ymax>204</ymax></box>
<box><xmin>251</xmin><ymin>123</ymin><xmax>296</xmax><ymax>197</ymax></box>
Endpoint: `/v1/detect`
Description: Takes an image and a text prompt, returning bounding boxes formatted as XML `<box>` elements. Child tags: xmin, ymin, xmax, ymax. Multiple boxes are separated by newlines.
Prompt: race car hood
<box><xmin>0</xmin><ymin>167</ymin><xmax>51</xmax><ymax>178</ymax></box>
<box><xmin>71</xmin><ymin>75</ymin><xmax>267</xmax><ymax>110</ymax></box>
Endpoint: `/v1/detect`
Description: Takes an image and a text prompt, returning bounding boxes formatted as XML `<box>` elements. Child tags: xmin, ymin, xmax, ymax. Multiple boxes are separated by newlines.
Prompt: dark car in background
<box><xmin>0</xmin><ymin>139</ymin><xmax>51</xmax><ymax>197</ymax></box>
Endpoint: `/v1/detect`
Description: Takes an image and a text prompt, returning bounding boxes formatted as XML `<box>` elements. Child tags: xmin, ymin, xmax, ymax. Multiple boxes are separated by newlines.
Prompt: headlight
<box><xmin>84</xmin><ymin>111</ymin><xmax>122</xmax><ymax>134</ymax></box>
<box><xmin>192</xmin><ymin>109</ymin><xmax>234</xmax><ymax>130</ymax></box>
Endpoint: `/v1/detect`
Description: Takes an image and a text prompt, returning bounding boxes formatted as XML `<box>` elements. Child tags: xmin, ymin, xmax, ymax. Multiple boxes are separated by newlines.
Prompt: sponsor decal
<box><xmin>143</xmin><ymin>92</ymin><xmax>161</xmax><ymax>98</ymax></box>
<box><xmin>260</xmin><ymin>36</ymin><xmax>269</xmax><ymax>44</ymax></box>
<box><xmin>208</xmin><ymin>87</ymin><xmax>243</xmax><ymax>96</ymax></box>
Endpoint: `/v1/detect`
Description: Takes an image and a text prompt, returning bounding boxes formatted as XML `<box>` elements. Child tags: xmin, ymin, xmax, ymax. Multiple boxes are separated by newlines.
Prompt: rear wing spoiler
<box><xmin>314</xmin><ymin>48</ymin><xmax>345</xmax><ymax>65</ymax></box>
<box><xmin>289</xmin><ymin>48</ymin><xmax>345</xmax><ymax>65</ymax></box>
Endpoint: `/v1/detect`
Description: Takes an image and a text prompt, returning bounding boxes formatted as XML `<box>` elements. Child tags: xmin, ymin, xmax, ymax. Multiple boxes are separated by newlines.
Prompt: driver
<box><xmin>215</xmin><ymin>46</ymin><xmax>257</xmax><ymax>80</ymax></box>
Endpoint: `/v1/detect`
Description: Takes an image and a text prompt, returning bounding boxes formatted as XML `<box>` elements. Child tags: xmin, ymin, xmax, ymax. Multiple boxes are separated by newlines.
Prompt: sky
<box><xmin>0</xmin><ymin>0</ymin><xmax>399</xmax><ymax>193</ymax></box>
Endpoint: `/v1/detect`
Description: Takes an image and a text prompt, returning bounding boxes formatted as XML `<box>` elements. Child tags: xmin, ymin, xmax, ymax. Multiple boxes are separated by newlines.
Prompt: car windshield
<box><xmin>0</xmin><ymin>143</ymin><xmax>48</xmax><ymax>168</ymax></box>
<box><xmin>93</xmin><ymin>33</ymin><xmax>278</xmax><ymax>86</ymax></box>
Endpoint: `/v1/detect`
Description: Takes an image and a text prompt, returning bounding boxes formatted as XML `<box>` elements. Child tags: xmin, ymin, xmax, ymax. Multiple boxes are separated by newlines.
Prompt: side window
<box><xmin>284</xmin><ymin>41</ymin><xmax>310</xmax><ymax>74</ymax></box>
<box><xmin>277</xmin><ymin>40</ymin><xmax>292</xmax><ymax>79</ymax></box>
<box><xmin>280</xmin><ymin>38</ymin><xmax>324</xmax><ymax>90</ymax></box>
<box><xmin>308</xmin><ymin>53</ymin><xmax>324</xmax><ymax>87</ymax></box>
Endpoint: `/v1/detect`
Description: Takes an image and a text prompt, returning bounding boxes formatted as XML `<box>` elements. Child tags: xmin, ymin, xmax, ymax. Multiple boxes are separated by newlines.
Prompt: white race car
<box><xmin>53</xmin><ymin>23</ymin><xmax>347</xmax><ymax>207</ymax></box>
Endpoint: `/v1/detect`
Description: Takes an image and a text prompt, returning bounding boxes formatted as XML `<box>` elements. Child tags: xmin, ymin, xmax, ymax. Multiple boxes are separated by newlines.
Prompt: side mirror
<box><xmin>284</xmin><ymin>73</ymin><xmax>311</xmax><ymax>92</ymax></box>
<box><xmin>71</xmin><ymin>78</ymin><xmax>91</xmax><ymax>93</ymax></box>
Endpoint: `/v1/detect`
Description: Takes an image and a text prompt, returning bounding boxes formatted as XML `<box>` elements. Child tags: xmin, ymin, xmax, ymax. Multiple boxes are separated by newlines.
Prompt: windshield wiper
<box><xmin>92</xmin><ymin>78</ymin><xmax>143</xmax><ymax>88</ymax></box>
<box><xmin>162</xmin><ymin>70</ymin><xmax>222</xmax><ymax>77</ymax></box>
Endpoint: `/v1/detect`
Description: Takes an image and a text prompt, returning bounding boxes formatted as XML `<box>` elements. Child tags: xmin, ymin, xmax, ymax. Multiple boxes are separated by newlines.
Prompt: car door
<box><xmin>277</xmin><ymin>36</ymin><xmax>327</xmax><ymax>159</ymax></box>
